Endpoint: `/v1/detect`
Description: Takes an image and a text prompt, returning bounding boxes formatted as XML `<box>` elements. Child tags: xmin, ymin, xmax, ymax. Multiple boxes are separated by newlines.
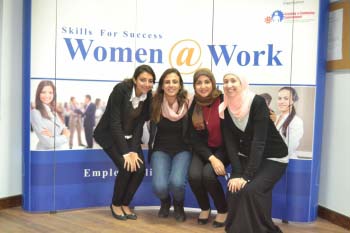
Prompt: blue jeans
<box><xmin>151</xmin><ymin>150</ymin><xmax>191</xmax><ymax>202</ymax></box>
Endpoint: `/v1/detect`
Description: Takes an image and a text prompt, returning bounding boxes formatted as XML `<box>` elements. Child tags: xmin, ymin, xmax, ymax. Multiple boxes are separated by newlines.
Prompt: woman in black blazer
<box><xmin>187</xmin><ymin>68</ymin><xmax>229</xmax><ymax>227</ymax></box>
<box><xmin>94</xmin><ymin>65</ymin><xmax>156</xmax><ymax>220</ymax></box>
<box><xmin>220</xmin><ymin>73</ymin><xmax>288</xmax><ymax>233</ymax></box>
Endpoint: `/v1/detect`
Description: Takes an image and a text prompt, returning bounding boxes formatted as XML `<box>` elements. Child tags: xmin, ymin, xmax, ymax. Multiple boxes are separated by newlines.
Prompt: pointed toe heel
<box><xmin>212</xmin><ymin>220</ymin><xmax>225</xmax><ymax>228</ymax></box>
<box><xmin>197</xmin><ymin>208</ymin><xmax>211</xmax><ymax>225</ymax></box>
<box><xmin>197</xmin><ymin>218</ymin><xmax>209</xmax><ymax>225</ymax></box>
<box><xmin>110</xmin><ymin>205</ymin><xmax>127</xmax><ymax>221</ymax></box>
<box><xmin>126</xmin><ymin>213</ymin><xmax>137</xmax><ymax>220</ymax></box>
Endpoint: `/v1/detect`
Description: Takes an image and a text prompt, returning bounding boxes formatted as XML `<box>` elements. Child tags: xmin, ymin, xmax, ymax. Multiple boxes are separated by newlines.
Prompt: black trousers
<box><xmin>188</xmin><ymin>148</ymin><xmax>229</xmax><ymax>213</ymax></box>
<box><xmin>225</xmin><ymin>158</ymin><xmax>287</xmax><ymax>233</ymax></box>
<box><xmin>103</xmin><ymin>143</ymin><xmax>145</xmax><ymax>206</ymax></box>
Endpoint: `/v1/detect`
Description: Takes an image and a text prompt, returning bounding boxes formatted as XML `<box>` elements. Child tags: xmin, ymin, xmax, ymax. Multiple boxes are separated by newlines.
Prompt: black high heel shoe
<box><xmin>212</xmin><ymin>220</ymin><xmax>225</xmax><ymax>228</ymax></box>
<box><xmin>110</xmin><ymin>205</ymin><xmax>127</xmax><ymax>220</ymax></box>
<box><xmin>212</xmin><ymin>212</ymin><xmax>227</xmax><ymax>228</ymax></box>
<box><xmin>122</xmin><ymin>206</ymin><xmax>137</xmax><ymax>220</ymax></box>
<box><xmin>197</xmin><ymin>209</ymin><xmax>211</xmax><ymax>225</ymax></box>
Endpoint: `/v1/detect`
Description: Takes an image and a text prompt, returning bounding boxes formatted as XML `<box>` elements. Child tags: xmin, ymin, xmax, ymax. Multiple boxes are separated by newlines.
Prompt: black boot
<box><xmin>173</xmin><ymin>200</ymin><xmax>186</xmax><ymax>222</ymax></box>
<box><xmin>158</xmin><ymin>196</ymin><xmax>171</xmax><ymax>218</ymax></box>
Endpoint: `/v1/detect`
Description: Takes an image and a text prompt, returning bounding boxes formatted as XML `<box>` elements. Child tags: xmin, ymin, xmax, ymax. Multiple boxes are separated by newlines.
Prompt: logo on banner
<box><xmin>265</xmin><ymin>9</ymin><xmax>315</xmax><ymax>24</ymax></box>
<box><xmin>265</xmin><ymin>10</ymin><xmax>284</xmax><ymax>23</ymax></box>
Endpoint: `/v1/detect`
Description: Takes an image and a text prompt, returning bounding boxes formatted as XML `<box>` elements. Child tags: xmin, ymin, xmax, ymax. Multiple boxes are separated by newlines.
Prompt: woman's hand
<box><xmin>227</xmin><ymin>177</ymin><xmax>248</xmax><ymax>193</ymax></box>
<box><xmin>61</xmin><ymin>128</ymin><xmax>70</xmax><ymax>138</ymax></box>
<box><xmin>129</xmin><ymin>152</ymin><xmax>144</xmax><ymax>170</ymax></box>
<box><xmin>123</xmin><ymin>153</ymin><xmax>136</xmax><ymax>172</ymax></box>
<box><xmin>124</xmin><ymin>152</ymin><xmax>143</xmax><ymax>172</ymax></box>
<box><xmin>41</xmin><ymin>128</ymin><xmax>53</xmax><ymax>137</ymax></box>
<box><xmin>209</xmin><ymin>155</ymin><xmax>226</xmax><ymax>176</ymax></box>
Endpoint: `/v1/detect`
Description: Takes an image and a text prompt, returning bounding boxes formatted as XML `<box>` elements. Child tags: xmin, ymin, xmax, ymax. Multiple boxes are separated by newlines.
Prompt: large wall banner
<box><xmin>23</xmin><ymin>0</ymin><xmax>329</xmax><ymax>222</ymax></box>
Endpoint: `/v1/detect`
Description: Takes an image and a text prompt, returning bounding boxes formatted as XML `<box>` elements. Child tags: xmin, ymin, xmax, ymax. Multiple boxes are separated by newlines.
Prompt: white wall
<box><xmin>0</xmin><ymin>0</ymin><xmax>23</xmax><ymax>198</ymax></box>
<box><xmin>319</xmin><ymin>72</ymin><xmax>350</xmax><ymax>217</ymax></box>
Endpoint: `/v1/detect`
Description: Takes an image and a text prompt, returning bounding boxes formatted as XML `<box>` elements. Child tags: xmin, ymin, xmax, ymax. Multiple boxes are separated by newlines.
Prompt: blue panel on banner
<box><xmin>271</xmin><ymin>159</ymin><xmax>313</xmax><ymax>222</ymax></box>
<box><xmin>31</xmin><ymin>164</ymin><xmax>55</xmax><ymax>186</ymax></box>
<box><xmin>27</xmin><ymin>148</ymin><xmax>314</xmax><ymax>220</ymax></box>
<box><xmin>54</xmin><ymin>183</ymin><xmax>113</xmax><ymax>210</ymax></box>
<box><xmin>30</xmin><ymin>187</ymin><xmax>54</xmax><ymax>211</ymax></box>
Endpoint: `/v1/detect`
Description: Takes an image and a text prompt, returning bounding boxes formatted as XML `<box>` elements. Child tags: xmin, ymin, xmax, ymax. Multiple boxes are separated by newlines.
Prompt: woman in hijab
<box><xmin>188</xmin><ymin>68</ymin><xmax>229</xmax><ymax>227</ymax></box>
<box><xmin>219</xmin><ymin>73</ymin><xmax>288</xmax><ymax>233</ymax></box>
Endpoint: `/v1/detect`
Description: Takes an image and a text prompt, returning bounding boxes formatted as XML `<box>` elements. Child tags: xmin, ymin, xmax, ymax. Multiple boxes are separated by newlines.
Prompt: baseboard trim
<box><xmin>318</xmin><ymin>205</ymin><xmax>350</xmax><ymax>230</ymax></box>
<box><xmin>0</xmin><ymin>195</ymin><xmax>22</xmax><ymax>210</ymax></box>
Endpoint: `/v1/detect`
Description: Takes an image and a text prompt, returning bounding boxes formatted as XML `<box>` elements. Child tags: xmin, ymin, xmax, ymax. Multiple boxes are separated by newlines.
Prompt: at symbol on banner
<box><xmin>169</xmin><ymin>39</ymin><xmax>202</xmax><ymax>75</ymax></box>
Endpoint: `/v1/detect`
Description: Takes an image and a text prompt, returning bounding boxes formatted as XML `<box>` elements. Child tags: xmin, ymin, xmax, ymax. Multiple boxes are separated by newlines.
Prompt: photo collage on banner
<box><xmin>24</xmin><ymin>0</ymin><xmax>327</xmax><ymax>222</ymax></box>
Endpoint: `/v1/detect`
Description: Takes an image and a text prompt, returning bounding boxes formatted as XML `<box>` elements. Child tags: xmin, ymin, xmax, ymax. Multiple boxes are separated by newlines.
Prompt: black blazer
<box><xmin>222</xmin><ymin>95</ymin><xmax>288</xmax><ymax>181</ymax></box>
<box><xmin>93</xmin><ymin>80</ymin><xmax>151</xmax><ymax>155</ymax></box>
<box><xmin>147</xmin><ymin>113</ymin><xmax>191</xmax><ymax>163</ymax></box>
<box><xmin>188</xmin><ymin>94</ymin><xmax>225</xmax><ymax>161</ymax></box>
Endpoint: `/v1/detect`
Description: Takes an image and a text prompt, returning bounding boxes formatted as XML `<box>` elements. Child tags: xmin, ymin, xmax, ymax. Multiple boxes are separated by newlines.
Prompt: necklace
<box><xmin>205</xmin><ymin>106</ymin><xmax>212</xmax><ymax>125</ymax></box>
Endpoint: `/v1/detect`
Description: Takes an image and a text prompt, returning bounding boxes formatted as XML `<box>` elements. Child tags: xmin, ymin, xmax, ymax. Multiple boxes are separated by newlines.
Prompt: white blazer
<box><xmin>275</xmin><ymin>113</ymin><xmax>304</xmax><ymax>157</ymax></box>
<box><xmin>31</xmin><ymin>106</ymin><xmax>68</xmax><ymax>150</ymax></box>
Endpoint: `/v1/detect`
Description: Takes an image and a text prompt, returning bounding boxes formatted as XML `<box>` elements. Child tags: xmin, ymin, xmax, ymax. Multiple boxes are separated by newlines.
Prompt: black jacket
<box><xmin>188</xmin><ymin>94</ymin><xmax>225</xmax><ymax>161</ymax></box>
<box><xmin>222</xmin><ymin>95</ymin><xmax>288</xmax><ymax>181</ymax></box>
<box><xmin>94</xmin><ymin>80</ymin><xmax>151</xmax><ymax>154</ymax></box>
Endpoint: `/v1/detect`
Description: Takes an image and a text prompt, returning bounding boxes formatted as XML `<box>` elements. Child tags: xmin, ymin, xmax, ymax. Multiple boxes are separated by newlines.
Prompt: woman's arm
<box><xmin>286</xmin><ymin>116</ymin><xmax>304</xmax><ymax>155</ymax></box>
<box><xmin>31</xmin><ymin>110</ymin><xmax>68</xmax><ymax>149</ymax></box>
<box><xmin>187</xmin><ymin>100</ymin><xmax>215</xmax><ymax>160</ymax></box>
<box><xmin>242</xmin><ymin>98</ymin><xmax>269</xmax><ymax>181</ymax></box>
<box><xmin>109</xmin><ymin>84</ymin><xmax>130</xmax><ymax>155</ymax></box>
<box><xmin>222</xmin><ymin>116</ymin><xmax>242</xmax><ymax>178</ymax></box>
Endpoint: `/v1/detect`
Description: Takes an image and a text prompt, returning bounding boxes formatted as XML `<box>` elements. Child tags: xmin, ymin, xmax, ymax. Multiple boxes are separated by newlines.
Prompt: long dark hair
<box><xmin>279</xmin><ymin>86</ymin><xmax>299</xmax><ymax>137</ymax></box>
<box><xmin>151</xmin><ymin>68</ymin><xmax>188</xmax><ymax>123</ymax></box>
<box><xmin>35</xmin><ymin>80</ymin><xmax>56</xmax><ymax>120</ymax></box>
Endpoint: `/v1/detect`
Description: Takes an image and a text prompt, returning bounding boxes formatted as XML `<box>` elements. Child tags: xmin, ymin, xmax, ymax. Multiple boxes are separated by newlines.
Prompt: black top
<box><xmin>93</xmin><ymin>80</ymin><xmax>151</xmax><ymax>154</ymax></box>
<box><xmin>153</xmin><ymin>117</ymin><xmax>189</xmax><ymax>156</ymax></box>
<box><xmin>148</xmin><ymin>114</ymin><xmax>191</xmax><ymax>162</ymax></box>
<box><xmin>188</xmin><ymin>94</ymin><xmax>225</xmax><ymax>161</ymax></box>
<box><xmin>123</xmin><ymin>102</ymin><xmax>144</xmax><ymax>135</ymax></box>
<box><xmin>222</xmin><ymin>95</ymin><xmax>288</xmax><ymax>181</ymax></box>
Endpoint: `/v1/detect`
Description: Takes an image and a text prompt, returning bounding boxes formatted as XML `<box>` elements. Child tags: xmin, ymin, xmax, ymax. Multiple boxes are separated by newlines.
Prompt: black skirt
<box><xmin>225</xmin><ymin>158</ymin><xmax>287</xmax><ymax>233</ymax></box>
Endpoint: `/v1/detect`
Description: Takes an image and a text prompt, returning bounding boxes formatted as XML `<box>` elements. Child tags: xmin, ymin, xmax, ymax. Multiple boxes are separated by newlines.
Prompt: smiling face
<box><xmin>162</xmin><ymin>72</ymin><xmax>181</xmax><ymax>98</ymax></box>
<box><xmin>194</xmin><ymin>75</ymin><xmax>213</xmax><ymax>98</ymax></box>
<box><xmin>134</xmin><ymin>71</ymin><xmax>154</xmax><ymax>96</ymax></box>
<box><xmin>39</xmin><ymin>85</ymin><xmax>54</xmax><ymax>105</ymax></box>
<box><xmin>223</xmin><ymin>74</ymin><xmax>242</xmax><ymax>98</ymax></box>
<box><xmin>277</xmin><ymin>89</ymin><xmax>293</xmax><ymax>113</ymax></box>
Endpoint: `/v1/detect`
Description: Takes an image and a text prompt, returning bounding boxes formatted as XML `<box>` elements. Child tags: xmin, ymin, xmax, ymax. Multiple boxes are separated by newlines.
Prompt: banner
<box><xmin>23</xmin><ymin>0</ymin><xmax>328</xmax><ymax>222</ymax></box>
